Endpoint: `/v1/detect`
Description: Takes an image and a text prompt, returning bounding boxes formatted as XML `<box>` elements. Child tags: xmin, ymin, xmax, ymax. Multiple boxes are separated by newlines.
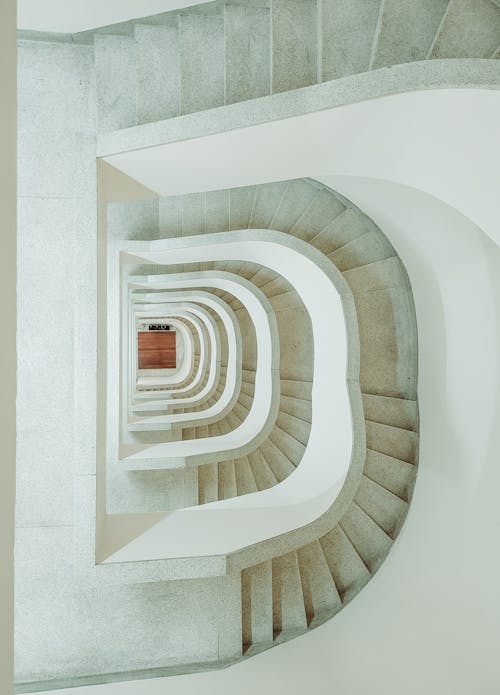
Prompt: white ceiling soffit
<box><xmin>17</xmin><ymin>0</ymin><xmax>213</xmax><ymax>34</ymax></box>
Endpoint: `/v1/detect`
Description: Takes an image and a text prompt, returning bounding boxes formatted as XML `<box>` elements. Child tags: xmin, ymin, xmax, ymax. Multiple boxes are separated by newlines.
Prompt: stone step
<box><xmin>241</xmin><ymin>560</ymin><xmax>273</xmax><ymax>652</ymax></box>
<box><xmin>320</xmin><ymin>524</ymin><xmax>371</xmax><ymax>603</ymax></box>
<box><xmin>297</xmin><ymin>540</ymin><xmax>342</xmax><ymax>627</ymax></box>
<box><xmin>364</xmin><ymin>448</ymin><xmax>416</xmax><ymax>502</ymax></box>
<box><xmin>340</xmin><ymin>501</ymin><xmax>392</xmax><ymax>573</ymax></box>
<box><xmin>429</xmin><ymin>0</ymin><xmax>500</xmax><ymax>59</ymax></box>
<box><xmin>272</xmin><ymin>0</ymin><xmax>317</xmax><ymax>93</ymax></box>
<box><xmin>371</xmin><ymin>0</ymin><xmax>449</xmax><ymax>69</ymax></box>
<box><xmin>272</xmin><ymin>551</ymin><xmax>308</xmax><ymax>640</ymax></box>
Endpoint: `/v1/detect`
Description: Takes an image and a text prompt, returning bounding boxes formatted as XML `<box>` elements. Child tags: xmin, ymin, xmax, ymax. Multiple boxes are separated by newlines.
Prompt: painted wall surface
<box><xmin>17</xmin><ymin>0</ymin><xmax>213</xmax><ymax>33</ymax></box>
<box><xmin>0</xmin><ymin>1</ymin><xmax>16</xmax><ymax>692</ymax></box>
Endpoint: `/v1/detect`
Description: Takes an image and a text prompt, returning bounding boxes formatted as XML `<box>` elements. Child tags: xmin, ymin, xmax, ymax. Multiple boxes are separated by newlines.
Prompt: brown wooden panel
<box><xmin>138</xmin><ymin>331</ymin><xmax>176</xmax><ymax>369</ymax></box>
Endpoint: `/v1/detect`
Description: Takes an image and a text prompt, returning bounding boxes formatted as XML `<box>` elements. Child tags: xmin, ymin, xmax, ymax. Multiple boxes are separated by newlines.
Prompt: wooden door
<box><xmin>138</xmin><ymin>331</ymin><xmax>176</xmax><ymax>369</ymax></box>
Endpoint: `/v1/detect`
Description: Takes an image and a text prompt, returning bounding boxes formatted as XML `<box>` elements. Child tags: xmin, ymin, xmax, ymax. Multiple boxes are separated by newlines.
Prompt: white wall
<box><xmin>0</xmin><ymin>0</ymin><xmax>16</xmax><ymax>692</ymax></box>
<box><xmin>18</xmin><ymin>0</ymin><xmax>213</xmax><ymax>33</ymax></box>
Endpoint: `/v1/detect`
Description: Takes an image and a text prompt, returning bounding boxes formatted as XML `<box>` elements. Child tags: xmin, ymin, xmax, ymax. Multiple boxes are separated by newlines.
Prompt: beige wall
<box><xmin>0</xmin><ymin>0</ymin><xmax>16</xmax><ymax>693</ymax></box>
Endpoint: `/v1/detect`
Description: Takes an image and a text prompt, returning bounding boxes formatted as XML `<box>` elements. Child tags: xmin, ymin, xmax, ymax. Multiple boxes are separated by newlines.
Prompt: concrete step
<box><xmin>135</xmin><ymin>23</ymin><xmax>180</xmax><ymax>124</ymax></box>
<box><xmin>225</xmin><ymin>4</ymin><xmax>271</xmax><ymax>104</ymax></box>
<box><xmin>365</xmin><ymin>420</ymin><xmax>418</xmax><ymax>464</ymax></box>
<box><xmin>340</xmin><ymin>501</ymin><xmax>392</xmax><ymax>573</ymax></box>
<box><xmin>320</xmin><ymin>524</ymin><xmax>371</xmax><ymax>602</ymax></box>
<box><xmin>355</xmin><ymin>474</ymin><xmax>408</xmax><ymax>539</ymax></box>
<box><xmin>198</xmin><ymin>462</ymin><xmax>218</xmax><ymax>503</ymax></box>
<box><xmin>429</xmin><ymin>0</ymin><xmax>500</xmax><ymax>59</ymax></box>
<box><xmin>249</xmin><ymin>182</ymin><xmax>288</xmax><ymax>229</ymax></box>
<box><xmin>362</xmin><ymin>393</ymin><xmax>418</xmax><ymax>431</ymax></box>
<box><xmin>259</xmin><ymin>437</ymin><xmax>296</xmax><ymax>482</ymax></box>
<box><xmin>218</xmin><ymin>460</ymin><xmax>237</xmax><ymax>499</ymax></box>
<box><xmin>241</xmin><ymin>560</ymin><xmax>273</xmax><ymax>653</ymax></box>
<box><xmin>364</xmin><ymin>448</ymin><xmax>416</xmax><ymax>502</ymax></box>
<box><xmin>270</xmin><ymin>179</ymin><xmax>318</xmax><ymax>233</ymax></box>
<box><xmin>272</xmin><ymin>551</ymin><xmax>308</xmax><ymax>640</ymax></box>
<box><xmin>235</xmin><ymin>456</ymin><xmax>259</xmax><ymax>496</ymax></box>
<box><xmin>328</xmin><ymin>229</ymin><xmax>395</xmax><ymax>272</ymax></box>
<box><xmin>297</xmin><ymin>540</ymin><xmax>342</xmax><ymax>627</ymax></box>
<box><xmin>321</xmin><ymin>0</ymin><xmax>381</xmax><ymax>80</ymax></box>
<box><xmin>371</xmin><ymin>0</ymin><xmax>449</xmax><ymax>69</ymax></box>
<box><xmin>288</xmin><ymin>187</ymin><xmax>345</xmax><ymax>243</ymax></box>
<box><xmin>268</xmin><ymin>424</ymin><xmax>306</xmax><ymax>465</ymax></box>
<box><xmin>272</xmin><ymin>0</ymin><xmax>317</xmax><ymax>93</ymax></box>
<box><xmin>95</xmin><ymin>35</ymin><xmax>136</xmax><ymax>131</ymax></box>
<box><xmin>247</xmin><ymin>449</ymin><xmax>278</xmax><ymax>490</ymax></box>
<box><xmin>179</xmin><ymin>13</ymin><xmax>224</xmax><ymax>114</ymax></box>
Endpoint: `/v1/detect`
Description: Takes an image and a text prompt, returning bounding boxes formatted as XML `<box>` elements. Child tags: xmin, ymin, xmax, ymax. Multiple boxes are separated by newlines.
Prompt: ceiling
<box><xmin>17</xmin><ymin>0</ymin><xmax>211</xmax><ymax>33</ymax></box>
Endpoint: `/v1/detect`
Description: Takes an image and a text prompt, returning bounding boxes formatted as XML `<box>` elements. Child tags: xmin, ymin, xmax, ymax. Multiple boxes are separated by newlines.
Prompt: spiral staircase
<box><xmin>14</xmin><ymin>0</ymin><xmax>500</xmax><ymax>692</ymax></box>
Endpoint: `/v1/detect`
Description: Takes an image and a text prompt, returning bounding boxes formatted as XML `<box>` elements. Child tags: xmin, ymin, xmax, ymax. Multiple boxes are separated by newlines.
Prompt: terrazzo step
<box><xmin>272</xmin><ymin>550</ymin><xmax>308</xmax><ymax>641</ymax></box>
<box><xmin>340</xmin><ymin>501</ymin><xmax>392</xmax><ymax>573</ymax></box>
<box><xmin>258</xmin><ymin>438</ymin><xmax>296</xmax><ymax>482</ymax></box>
<box><xmin>429</xmin><ymin>0</ymin><xmax>500</xmax><ymax>59</ymax></box>
<box><xmin>354</xmin><ymin>474</ymin><xmax>408</xmax><ymax>539</ymax></box>
<box><xmin>364</xmin><ymin>448</ymin><xmax>416</xmax><ymax>502</ymax></box>
<box><xmin>218</xmin><ymin>460</ymin><xmax>237</xmax><ymax>499</ymax></box>
<box><xmin>135</xmin><ymin>23</ymin><xmax>180</xmax><ymax>124</ymax></box>
<box><xmin>241</xmin><ymin>560</ymin><xmax>273</xmax><ymax>653</ymax></box>
<box><xmin>365</xmin><ymin>420</ymin><xmax>418</xmax><ymax>464</ymax></box>
<box><xmin>320</xmin><ymin>524</ymin><xmax>371</xmax><ymax>603</ymax></box>
<box><xmin>361</xmin><ymin>393</ymin><xmax>418</xmax><ymax>431</ymax></box>
<box><xmin>297</xmin><ymin>540</ymin><xmax>342</xmax><ymax>627</ymax></box>
<box><xmin>247</xmin><ymin>449</ymin><xmax>278</xmax><ymax>490</ymax></box>
<box><xmin>198</xmin><ymin>461</ymin><xmax>218</xmax><ymax>503</ymax></box>
<box><xmin>272</xmin><ymin>0</ymin><xmax>318</xmax><ymax>93</ymax></box>
<box><xmin>235</xmin><ymin>456</ymin><xmax>259</xmax><ymax>496</ymax></box>
<box><xmin>371</xmin><ymin>0</ymin><xmax>449</xmax><ymax>69</ymax></box>
<box><xmin>179</xmin><ymin>12</ymin><xmax>224</xmax><ymax>115</ymax></box>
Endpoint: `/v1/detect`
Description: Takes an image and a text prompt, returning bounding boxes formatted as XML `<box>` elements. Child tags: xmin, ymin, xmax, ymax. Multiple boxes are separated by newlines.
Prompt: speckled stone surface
<box><xmin>225</xmin><ymin>4</ymin><xmax>271</xmax><ymax>104</ymax></box>
<box><xmin>97</xmin><ymin>60</ymin><xmax>500</xmax><ymax>157</ymax></box>
<box><xmin>371</xmin><ymin>0</ymin><xmax>449</xmax><ymax>68</ymax></box>
<box><xmin>322</xmin><ymin>0</ymin><xmax>381</xmax><ymax>79</ymax></box>
<box><xmin>95</xmin><ymin>35</ymin><xmax>136</xmax><ymax>131</ymax></box>
<box><xmin>272</xmin><ymin>0</ymin><xmax>317</xmax><ymax>93</ymax></box>
<box><xmin>135</xmin><ymin>23</ymin><xmax>181</xmax><ymax>124</ymax></box>
<box><xmin>430</xmin><ymin>0</ymin><xmax>500</xmax><ymax>59</ymax></box>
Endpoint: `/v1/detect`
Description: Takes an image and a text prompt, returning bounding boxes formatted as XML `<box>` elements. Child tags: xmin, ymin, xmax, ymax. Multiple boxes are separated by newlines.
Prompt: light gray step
<box><xmin>239</xmin><ymin>380</ymin><xmax>256</xmax><ymax>398</ymax></box>
<box><xmin>258</xmin><ymin>275</ymin><xmax>291</xmax><ymax>297</ymax></box>
<box><xmin>95</xmin><ymin>35</ymin><xmax>136</xmax><ymax>131</ymax></box>
<box><xmin>232</xmin><ymin>402</ymin><xmax>250</xmax><ymax>423</ymax></box>
<box><xmin>492</xmin><ymin>44</ymin><xmax>500</xmax><ymax>58</ymax></box>
<box><xmin>322</xmin><ymin>0</ymin><xmax>381</xmax><ymax>80</ymax></box>
<box><xmin>279</xmin><ymin>394</ymin><xmax>312</xmax><ymax>422</ymax></box>
<box><xmin>217</xmin><ymin>417</ymin><xmax>233</xmax><ymax>435</ymax></box>
<box><xmin>205</xmin><ymin>189</ymin><xmax>230</xmax><ymax>233</ymax></box>
<box><xmin>183</xmin><ymin>466</ymin><xmax>199</xmax><ymax>507</ymax></box>
<box><xmin>349</xmin><ymin>285</ymin><xmax>417</xmax><ymax>400</ymax></box>
<box><xmin>135</xmin><ymin>23</ymin><xmax>180</xmax><ymax>125</ymax></box>
<box><xmin>371</xmin><ymin>0</ymin><xmax>449</xmax><ymax>69</ymax></box>
<box><xmin>310</xmin><ymin>207</ymin><xmax>371</xmax><ymax>255</ymax></box>
<box><xmin>342</xmin><ymin>255</ymin><xmax>407</xmax><ymax>294</ymax></box>
<box><xmin>182</xmin><ymin>192</ymin><xmax>206</xmax><ymax>236</ymax></box>
<box><xmin>365</xmin><ymin>420</ymin><xmax>418</xmax><ymax>464</ymax></box>
<box><xmin>340</xmin><ymin>501</ymin><xmax>392</xmax><ymax>573</ymax></box>
<box><xmin>225</xmin><ymin>4</ymin><xmax>271</xmax><ymax>105</ymax></box>
<box><xmin>198</xmin><ymin>462</ymin><xmax>218</xmax><ymax>503</ymax></box>
<box><xmin>159</xmin><ymin>195</ymin><xmax>182</xmax><ymax>238</ymax></box>
<box><xmin>259</xmin><ymin>438</ymin><xmax>296</xmax><ymax>482</ymax></box>
<box><xmin>297</xmin><ymin>540</ymin><xmax>342</xmax><ymax>627</ymax></box>
<box><xmin>429</xmin><ymin>0</ymin><xmax>500</xmax><ymax>59</ymax></box>
<box><xmin>328</xmin><ymin>230</ymin><xmax>395</xmax><ymax>272</ymax></box>
<box><xmin>355</xmin><ymin>474</ymin><xmax>408</xmax><ymax>539</ymax></box>
<box><xmin>320</xmin><ymin>525</ymin><xmax>371</xmax><ymax>602</ymax></box>
<box><xmin>269</xmin><ymin>180</ymin><xmax>318</xmax><ymax>233</ymax></box>
<box><xmin>268</xmin><ymin>424</ymin><xmax>306</xmax><ymax>465</ymax></box>
<box><xmin>364</xmin><ymin>448</ymin><xmax>416</xmax><ymax>502</ymax></box>
<box><xmin>272</xmin><ymin>0</ymin><xmax>317</xmax><ymax>93</ymax></box>
<box><xmin>276</xmin><ymin>411</ymin><xmax>310</xmax><ymax>447</ymax></box>
<box><xmin>280</xmin><ymin>378</ymin><xmax>313</xmax><ymax>401</ymax></box>
<box><xmin>218</xmin><ymin>460</ymin><xmax>237</xmax><ymax>499</ymax></box>
<box><xmin>246</xmin><ymin>266</ymin><xmax>278</xmax><ymax>288</ymax></box>
<box><xmin>208</xmin><ymin>421</ymin><xmax>222</xmax><ymax>436</ymax></box>
<box><xmin>179</xmin><ymin>13</ymin><xmax>224</xmax><ymax>114</ymax></box>
<box><xmin>241</xmin><ymin>560</ymin><xmax>273</xmax><ymax>652</ymax></box>
<box><xmin>272</xmin><ymin>551</ymin><xmax>308</xmax><ymax>640</ymax></box>
<box><xmin>249</xmin><ymin>182</ymin><xmax>288</xmax><ymax>229</ymax></box>
<box><xmin>182</xmin><ymin>427</ymin><xmax>197</xmax><ymax>441</ymax></box>
<box><xmin>235</xmin><ymin>456</ymin><xmax>259</xmax><ymax>496</ymax></box>
<box><xmin>229</xmin><ymin>186</ymin><xmax>256</xmax><ymax>229</ymax></box>
<box><xmin>247</xmin><ymin>449</ymin><xmax>278</xmax><ymax>490</ymax></box>
<box><xmin>236</xmin><ymin>392</ymin><xmax>254</xmax><ymax>413</ymax></box>
<box><xmin>241</xmin><ymin>368</ymin><xmax>256</xmax><ymax>384</ymax></box>
<box><xmin>362</xmin><ymin>393</ymin><xmax>418</xmax><ymax>431</ymax></box>
<box><xmin>269</xmin><ymin>290</ymin><xmax>303</xmax><ymax>312</ymax></box>
<box><xmin>288</xmin><ymin>187</ymin><xmax>345</xmax><ymax>242</ymax></box>
<box><xmin>196</xmin><ymin>424</ymin><xmax>209</xmax><ymax>438</ymax></box>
